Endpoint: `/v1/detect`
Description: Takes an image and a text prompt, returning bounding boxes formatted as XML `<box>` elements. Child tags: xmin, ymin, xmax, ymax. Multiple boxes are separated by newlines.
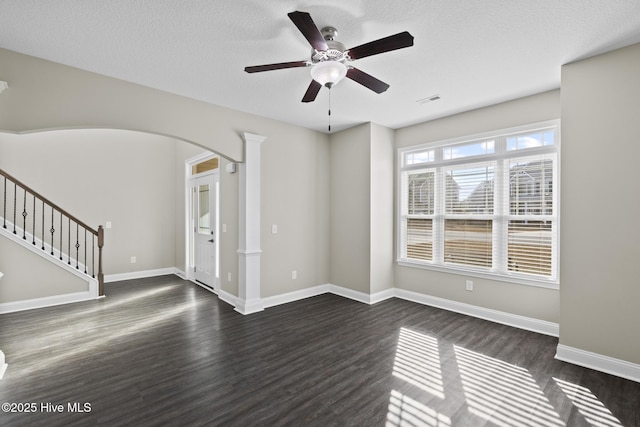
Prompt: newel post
<box><xmin>97</xmin><ymin>225</ymin><xmax>104</xmax><ymax>296</ymax></box>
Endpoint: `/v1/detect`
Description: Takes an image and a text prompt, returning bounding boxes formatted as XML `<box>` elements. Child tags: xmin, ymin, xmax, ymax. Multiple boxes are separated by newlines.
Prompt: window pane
<box><xmin>399</xmin><ymin>121</ymin><xmax>558</xmax><ymax>283</ymax></box>
<box><xmin>446</xmin><ymin>165</ymin><xmax>494</xmax><ymax>214</ymax></box>
<box><xmin>198</xmin><ymin>184</ymin><xmax>210</xmax><ymax>234</ymax></box>
<box><xmin>444</xmin><ymin>219</ymin><xmax>492</xmax><ymax>268</ymax></box>
<box><xmin>507</xmin><ymin>130</ymin><xmax>556</xmax><ymax>151</ymax></box>
<box><xmin>406</xmin><ymin>218</ymin><xmax>432</xmax><ymax>261</ymax></box>
<box><xmin>510</xmin><ymin>157</ymin><xmax>553</xmax><ymax>215</ymax></box>
<box><xmin>408</xmin><ymin>171</ymin><xmax>435</xmax><ymax>215</ymax></box>
<box><xmin>444</xmin><ymin>140</ymin><xmax>494</xmax><ymax>160</ymax></box>
<box><xmin>406</xmin><ymin>149</ymin><xmax>434</xmax><ymax>165</ymax></box>
<box><xmin>508</xmin><ymin>220</ymin><xmax>552</xmax><ymax>275</ymax></box>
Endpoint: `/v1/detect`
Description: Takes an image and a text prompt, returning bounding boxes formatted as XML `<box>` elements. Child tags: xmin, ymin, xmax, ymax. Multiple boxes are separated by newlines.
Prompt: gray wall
<box><xmin>261</xmin><ymin>130</ymin><xmax>330</xmax><ymax>297</ymax></box>
<box><xmin>369</xmin><ymin>123</ymin><xmax>395</xmax><ymax>294</ymax></box>
<box><xmin>0</xmin><ymin>127</ymin><xmax>331</xmax><ymax>303</ymax></box>
<box><xmin>329</xmin><ymin>122</ymin><xmax>395</xmax><ymax>295</ymax></box>
<box><xmin>0</xmin><ymin>47</ymin><xmax>326</xmax><ymax>162</ymax></box>
<box><xmin>560</xmin><ymin>42</ymin><xmax>640</xmax><ymax>364</ymax></box>
<box><xmin>330</xmin><ymin>124</ymin><xmax>372</xmax><ymax>293</ymax></box>
<box><xmin>0</xmin><ymin>130</ymin><xmax>178</xmax><ymax>277</ymax></box>
<box><xmin>394</xmin><ymin>90</ymin><xmax>562</xmax><ymax>323</ymax></box>
<box><xmin>0</xmin><ymin>237</ymin><xmax>88</xmax><ymax>302</ymax></box>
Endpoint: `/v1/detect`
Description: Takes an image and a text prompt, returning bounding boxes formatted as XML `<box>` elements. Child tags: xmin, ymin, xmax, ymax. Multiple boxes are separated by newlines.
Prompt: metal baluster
<box><xmin>50</xmin><ymin>207</ymin><xmax>55</xmax><ymax>256</ymax></box>
<box><xmin>68</xmin><ymin>217</ymin><xmax>71</xmax><ymax>265</ymax></box>
<box><xmin>75</xmin><ymin>223</ymin><xmax>80</xmax><ymax>269</ymax></box>
<box><xmin>22</xmin><ymin>187</ymin><xmax>27</xmax><ymax>239</ymax></box>
<box><xmin>13</xmin><ymin>182</ymin><xmax>17</xmax><ymax>234</ymax></box>
<box><xmin>59</xmin><ymin>213</ymin><xmax>63</xmax><ymax>260</ymax></box>
<box><xmin>41</xmin><ymin>200</ymin><xmax>45</xmax><ymax>250</ymax></box>
<box><xmin>84</xmin><ymin>228</ymin><xmax>88</xmax><ymax>274</ymax></box>
<box><xmin>2</xmin><ymin>176</ymin><xmax>6</xmax><ymax>229</ymax></box>
<box><xmin>92</xmin><ymin>233</ymin><xmax>96</xmax><ymax>278</ymax></box>
<box><xmin>32</xmin><ymin>195</ymin><xmax>36</xmax><ymax>245</ymax></box>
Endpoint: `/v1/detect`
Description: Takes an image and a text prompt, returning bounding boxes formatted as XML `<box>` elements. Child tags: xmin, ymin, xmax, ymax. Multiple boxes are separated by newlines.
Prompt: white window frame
<box><xmin>397</xmin><ymin>120</ymin><xmax>560</xmax><ymax>289</ymax></box>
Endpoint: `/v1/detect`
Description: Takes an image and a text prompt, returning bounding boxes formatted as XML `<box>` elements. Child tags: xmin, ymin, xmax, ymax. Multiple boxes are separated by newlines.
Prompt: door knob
<box><xmin>208</xmin><ymin>239</ymin><xmax>214</xmax><ymax>243</ymax></box>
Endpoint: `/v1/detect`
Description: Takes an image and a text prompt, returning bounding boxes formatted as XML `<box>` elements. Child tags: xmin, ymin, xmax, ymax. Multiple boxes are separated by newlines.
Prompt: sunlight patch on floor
<box><xmin>553</xmin><ymin>377</ymin><xmax>623</xmax><ymax>427</ymax></box>
<box><xmin>454</xmin><ymin>345</ymin><xmax>564</xmax><ymax>426</ymax></box>
<box><xmin>386</xmin><ymin>389</ymin><xmax>451</xmax><ymax>427</ymax></box>
<box><xmin>392</xmin><ymin>327</ymin><xmax>445</xmax><ymax>399</ymax></box>
<box><xmin>15</xmin><ymin>299</ymin><xmax>199</xmax><ymax>377</ymax></box>
<box><xmin>10</xmin><ymin>284</ymin><xmax>182</xmax><ymax>351</ymax></box>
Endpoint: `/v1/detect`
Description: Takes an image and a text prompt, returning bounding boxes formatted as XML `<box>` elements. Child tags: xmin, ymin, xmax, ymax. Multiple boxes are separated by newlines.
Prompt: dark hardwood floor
<box><xmin>1</xmin><ymin>275</ymin><xmax>639</xmax><ymax>426</ymax></box>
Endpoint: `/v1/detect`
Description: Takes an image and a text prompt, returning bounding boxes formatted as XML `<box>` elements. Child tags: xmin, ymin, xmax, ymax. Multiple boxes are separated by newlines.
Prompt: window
<box><xmin>398</xmin><ymin>121</ymin><xmax>559</xmax><ymax>286</ymax></box>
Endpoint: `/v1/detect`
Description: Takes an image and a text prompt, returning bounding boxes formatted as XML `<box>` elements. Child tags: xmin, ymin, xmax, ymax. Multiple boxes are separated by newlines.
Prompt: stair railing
<box><xmin>0</xmin><ymin>169</ymin><xmax>104</xmax><ymax>296</ymax></box>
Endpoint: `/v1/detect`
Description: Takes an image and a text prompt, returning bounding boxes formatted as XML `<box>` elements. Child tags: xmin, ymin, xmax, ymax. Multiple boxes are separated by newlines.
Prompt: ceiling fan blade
<box><xmin>288</xmin><ymin>11</ymin><xmax>328</xmax><ymax>51</ymax></box>
<box><xmin>346</xmin><ymin>68</ymin><xmax>390</xmax><ymax>93</ymax></box>
<box><xmin>347</xmin><ymin>31</ymin><xmax>414</xmax><ymax>60</ymax></box>
<box><xmin>302</xmin><ymin>80</ymin><xmax>322</xmax><ymax>103</ymax></box>
<box><xmin>244</xmin><ymin>61</ymin><xmax>308</xmax><ymax>73</ymax></box>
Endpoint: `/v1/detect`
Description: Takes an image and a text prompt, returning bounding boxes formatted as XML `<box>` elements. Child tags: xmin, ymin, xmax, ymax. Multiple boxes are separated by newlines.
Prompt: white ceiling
<box><xmin>1</xmin><ymin>1</ymin><xmax>640</xmax><ymax>133</ymax></box>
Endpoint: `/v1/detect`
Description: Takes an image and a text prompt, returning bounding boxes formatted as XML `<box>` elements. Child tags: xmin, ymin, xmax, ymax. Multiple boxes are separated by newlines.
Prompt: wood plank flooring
<box><xmin>1</xmin><ymin>275</ymin><xmax>639</xmax><ymax>426</ymax></box>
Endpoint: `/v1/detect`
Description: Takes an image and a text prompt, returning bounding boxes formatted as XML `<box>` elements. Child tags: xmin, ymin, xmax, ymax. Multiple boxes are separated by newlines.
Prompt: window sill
<box><xmin>396</xmin><ymin>259</ymin><xmax>559</xmax><ymax>290</ymax></box>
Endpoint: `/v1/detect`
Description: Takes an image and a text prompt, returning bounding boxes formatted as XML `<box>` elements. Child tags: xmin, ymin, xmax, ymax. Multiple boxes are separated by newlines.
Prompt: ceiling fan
<box><xmin>244</xmin><ymin>11</ymin><xmax>414</xmax><ymax>103</ymax></box>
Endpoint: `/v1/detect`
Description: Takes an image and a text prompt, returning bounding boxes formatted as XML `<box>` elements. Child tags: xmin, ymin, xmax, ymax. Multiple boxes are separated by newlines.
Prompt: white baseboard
<box><xmin>370</xmin><ymin>288</ymin><xmax>396</xmax><ymax>304</ymax></box>
<box><xmin>216</xmin><ymin>288</ymin><xmax>237</xmax><ymax>308</ymax></box>
<box><xmin>173</xmin><ymin>269</ymin><xmax>188</xmax><ymax>280</ymax></box>
<box><xmin>5</xmin><ymin>263</ymin><xmax>638</xmax><ymax>384</ymax></box>
<box><xmin>556</xmin><ymin>344</ymin><xmax>640</xmax><ymax>383</ymax></box>
<box><xmin>234</xmin><ymin>298</ymin><xmax>264</xmax><ymax>315</ymax></box>
<box><xmin>0</xmin><ymin>291</ymin><xmax>101</xmax><ymax>314</ymax></box>
<box><xmin>105</xmin><ymin>268</ymin><xmax>178</xmax><ymax>283</ymax></box>
<box><xmin>263</xmin><ymin>285</ymin><xmax>329</xmax><ymax>308</ymax></box>
<box><xmin>394</xmin><ymin>288</ymin><xmax>559</xmax><ymax>337</ymax></box>
<box><xmin>327</xmin><ymin>284</ymin><xmax>372</xmax><ymax>304</ymax></box>
<box><xmin>261</xmin><ymin>284</ymin><xmax>394</xmax><ymax>308</ymax></box>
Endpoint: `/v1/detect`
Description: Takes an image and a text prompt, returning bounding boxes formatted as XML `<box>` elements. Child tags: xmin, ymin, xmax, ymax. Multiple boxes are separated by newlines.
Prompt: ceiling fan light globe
<box><xmin>310</xmin><ymin>61</ymin><xmax>347</xmax><ymax>88</ymax></box>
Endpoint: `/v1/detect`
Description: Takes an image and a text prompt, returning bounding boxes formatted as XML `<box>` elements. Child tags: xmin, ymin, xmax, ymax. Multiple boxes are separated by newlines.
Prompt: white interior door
<box><xmin>192</xmin><ymin>173</ymin><xmax>217</xmax><ymax>288</ymax></box>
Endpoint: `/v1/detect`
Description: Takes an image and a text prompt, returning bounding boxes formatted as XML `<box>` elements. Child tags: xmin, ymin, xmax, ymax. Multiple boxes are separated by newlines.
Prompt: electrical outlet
<box><xmin>466</xmin><ymin>280</ymin><xmax>473</xmax><ymax>291</ymax></box>
<box><xmin>291</xmin><ymin>270</ymin><xmax>297</xmax><ymax>280</ymax></box>
<box><xmin>130</xmin><ymin>256</ymin><xmax>136</xmax><ymax>264</ymax></box>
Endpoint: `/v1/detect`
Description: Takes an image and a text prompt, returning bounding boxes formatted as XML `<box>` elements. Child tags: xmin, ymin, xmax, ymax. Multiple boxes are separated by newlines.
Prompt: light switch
<box><xmin>272</xmin><ymin>224</ymin><xmax>278</xmax><ymax>234</ymax></box>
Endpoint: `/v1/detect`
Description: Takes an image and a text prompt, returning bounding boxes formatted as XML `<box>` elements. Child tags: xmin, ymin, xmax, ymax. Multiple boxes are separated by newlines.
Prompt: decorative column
<box><xmin>236</xmin><ymin>132</ymin><xmax>266</xmax><ymax>314</ymax></box>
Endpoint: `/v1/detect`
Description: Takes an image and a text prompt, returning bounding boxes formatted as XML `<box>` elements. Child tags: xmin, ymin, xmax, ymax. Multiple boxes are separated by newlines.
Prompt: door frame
<box><xmin>185</xmin><ymin>152</ymin><xmax>220</xmax><ymax>292</ymax></box>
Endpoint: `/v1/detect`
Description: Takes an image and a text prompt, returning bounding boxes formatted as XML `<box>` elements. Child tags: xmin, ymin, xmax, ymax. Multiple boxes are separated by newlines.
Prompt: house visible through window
<box><xmin>398</xmin><ymin>120</ymin><xmax>559</xmax><ymax>287</ymax></box>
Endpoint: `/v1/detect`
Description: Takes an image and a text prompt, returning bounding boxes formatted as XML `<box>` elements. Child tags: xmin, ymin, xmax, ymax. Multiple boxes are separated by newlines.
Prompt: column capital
<box><xmin>242</xmin><ymin>132</ymin><xmax>267</xmax><ymax>146</ymax></box>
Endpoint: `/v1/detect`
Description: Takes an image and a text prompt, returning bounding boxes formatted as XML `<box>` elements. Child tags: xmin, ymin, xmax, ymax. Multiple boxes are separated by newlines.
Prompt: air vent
<box><xmin>416</xmin><ymin>94</ymin><xmax>441</xmax><ymax>104</ymax></box>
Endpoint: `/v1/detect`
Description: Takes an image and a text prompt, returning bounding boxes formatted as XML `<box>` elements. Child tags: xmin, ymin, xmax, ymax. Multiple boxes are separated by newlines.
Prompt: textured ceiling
<box><xmin>1</xmin><ymin>1</ymin><xmax>640</xmax><ymax>133</ymax></box>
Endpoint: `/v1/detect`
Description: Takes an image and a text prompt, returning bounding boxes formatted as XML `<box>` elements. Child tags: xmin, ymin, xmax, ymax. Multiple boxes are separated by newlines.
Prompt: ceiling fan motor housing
<box><xmin>311</xmin><ymin>26</ymin><xmax>349</xmax><ymax>63</ymax></box>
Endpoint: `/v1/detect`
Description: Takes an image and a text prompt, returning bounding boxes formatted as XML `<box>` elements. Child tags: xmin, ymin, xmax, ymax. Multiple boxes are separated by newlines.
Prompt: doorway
<box><xmin>186</xmin><ymin>154</ymin><xmax>219</xmax><ymax>291</ymax></box>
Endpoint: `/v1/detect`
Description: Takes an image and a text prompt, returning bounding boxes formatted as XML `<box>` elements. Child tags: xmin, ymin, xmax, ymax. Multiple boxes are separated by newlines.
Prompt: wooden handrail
<box><xmin>0</xmin><ymin>169</ymin><xmax>98</xmax><ymax>236</ymax></box>
<box><xmin>0</xmin><ymin>168</ymin><xmax>104</xmax><ymax>296</ymax></box>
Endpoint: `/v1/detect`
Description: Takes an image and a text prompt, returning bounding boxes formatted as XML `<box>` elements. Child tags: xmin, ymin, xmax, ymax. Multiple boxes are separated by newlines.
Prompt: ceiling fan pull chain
<box><xmin>328</xmin><ymin>88</ymin><xmax>332</xmax><ymax>132</ymax></box>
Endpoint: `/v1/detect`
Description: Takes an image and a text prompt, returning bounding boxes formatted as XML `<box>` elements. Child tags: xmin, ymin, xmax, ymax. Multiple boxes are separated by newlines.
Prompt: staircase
<box><xmin>0</xmin><ymin>169</ymin><xmax>104</xmax><ymax>308</ymax></box>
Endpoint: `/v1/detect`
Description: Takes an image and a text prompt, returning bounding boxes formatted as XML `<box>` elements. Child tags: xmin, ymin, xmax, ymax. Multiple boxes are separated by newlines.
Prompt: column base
<box><xmin>234</xmin><ymin>298</ymin><xmax>265</xmax><ymax>315</ymax></box>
